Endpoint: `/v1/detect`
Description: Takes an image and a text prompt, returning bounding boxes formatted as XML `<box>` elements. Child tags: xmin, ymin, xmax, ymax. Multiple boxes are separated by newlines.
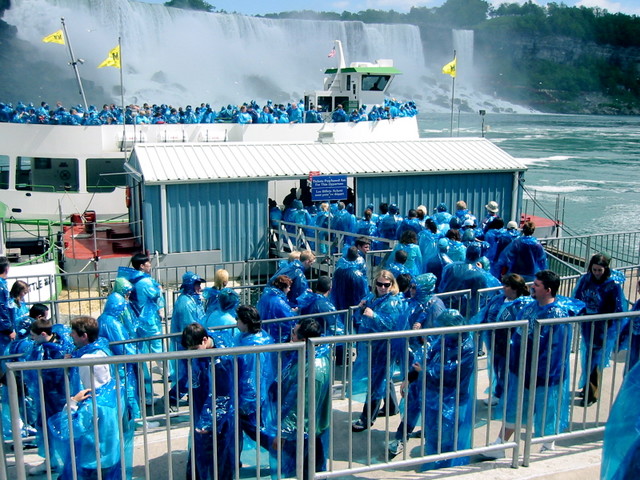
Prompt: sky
<box><xmin>139</xmin><ymin>0</ymin><xmax>640</xmax><ymax>17</ymax></box>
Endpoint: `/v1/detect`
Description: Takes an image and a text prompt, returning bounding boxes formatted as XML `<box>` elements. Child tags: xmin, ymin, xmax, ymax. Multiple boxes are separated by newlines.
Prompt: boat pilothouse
<box><xmin>304</xmin><ymin>40</ymin><xmax>401</xmax><ymax>113</ymax></box>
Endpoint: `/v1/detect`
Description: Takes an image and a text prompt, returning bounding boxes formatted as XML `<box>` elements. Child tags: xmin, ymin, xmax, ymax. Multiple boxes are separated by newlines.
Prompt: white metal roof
<box><xmin>131</xmin><ymin>138</ymin><xmax>526</xmax><ymax>185</ymax></box>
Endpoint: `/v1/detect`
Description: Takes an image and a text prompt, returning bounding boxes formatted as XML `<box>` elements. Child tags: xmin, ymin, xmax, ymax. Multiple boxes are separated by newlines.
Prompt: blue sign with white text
<box><xmin>312</xmin><ymin>175</ymin><xmax>348</xmax><ymax>201</ymax></box>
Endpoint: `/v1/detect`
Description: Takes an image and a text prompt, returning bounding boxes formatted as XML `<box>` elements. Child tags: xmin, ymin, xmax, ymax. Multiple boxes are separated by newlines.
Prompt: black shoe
<box><xmin>352</xmin><ymin>419</ymin><xmax>368</xmax><ymax>432</ymax></box>
<box><xmin>576</xmin><ymin>390</ymin><xmax>585</xmax><ymax>399</ymax></box>
<box><xmin>378</xmin><ymin>404</ymin><xmax>398</xmax><ymax>417</ymax></box>
<box><xmin>579</xmin><ymin>397</ymin><xmax>597</xmax><ymax>407</ymax></box>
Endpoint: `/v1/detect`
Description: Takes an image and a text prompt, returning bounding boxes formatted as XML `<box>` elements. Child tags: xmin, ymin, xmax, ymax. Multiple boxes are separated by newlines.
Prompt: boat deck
<box><xmin>63</xmin><ymin>222</ymin><xmax>140</xmax><ymax>260</ymax></box>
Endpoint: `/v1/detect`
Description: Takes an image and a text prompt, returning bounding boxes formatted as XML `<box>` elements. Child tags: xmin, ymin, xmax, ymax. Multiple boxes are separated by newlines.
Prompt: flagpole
<box><xmin>449</xmin><ymin>49</ymin><xmax>456</xmax><ymax>137</ymax></box>
<box><xmin>119</xmin><ymin>37</ymin><xmax>125</xmax><ymax>117</ymax></box>
<box><xmin>60</xmin><ymin>17</ymin><xmax>88</xmax><ymax>111</ymax></box>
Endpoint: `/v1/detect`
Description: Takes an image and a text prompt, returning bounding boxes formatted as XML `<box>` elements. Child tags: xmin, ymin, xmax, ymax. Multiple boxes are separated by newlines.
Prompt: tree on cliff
<box><xmin>164</xmin><ymin>0</ymin><xmax>214</xmax><ymax>12</ymax></box>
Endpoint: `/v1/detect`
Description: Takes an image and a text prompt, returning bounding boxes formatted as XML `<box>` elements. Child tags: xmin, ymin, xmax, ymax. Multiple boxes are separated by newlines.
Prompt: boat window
<box><xmin>346</xmin><ymin>75</ymin><xmax>351</xmax><ymax>91</ymax></box>
<box><xmin>16</xmin><ymin>156</ymin><xmax>79</xmax><ymax>192</ymax></box>
<box><xmin>0</xmin><ymin>156</ymin><xmax>8</xmax><ymax>190</ymax></box>
<box><xmin>361</xmin><ymin>75</ymin><xmax>390</xmax><ymax>92</ymax></box>
<box><xmin>86</xmin><ymin>158</ymin><xmax>127</xmax><ymax>193</ymax></box>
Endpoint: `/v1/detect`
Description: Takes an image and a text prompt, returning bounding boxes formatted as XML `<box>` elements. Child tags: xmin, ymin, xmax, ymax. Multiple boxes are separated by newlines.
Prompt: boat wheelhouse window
<box><xmin>0</xmin><ymin>156</ymin><xmax>8</xmax><ymax>190</ymax></box>
<box><xmin>16</xmin><ymin>156</ymin><xmax>79</xmax><ymax>192</ymax></box>
<box><xmin>361</xmin><ymin>75</ymin><xmax>390</xmax><ymax>92</ymax></box>
<box><xmin>86</xmin><ymin>158</ymin><xmax>127</xmax><ymax>193</ymax></box>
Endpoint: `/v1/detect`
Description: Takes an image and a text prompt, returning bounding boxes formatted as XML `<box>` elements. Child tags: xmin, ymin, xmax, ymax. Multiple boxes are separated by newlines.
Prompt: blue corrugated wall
<box><xmin>144</xmin><ymin>181</ymin><xmax>268</xmax><ymax>262</ymax></box>
<box><xmin>356</xmin><ymin>172</ymin><xmax>520</xmax><ymax>222</ymax></box>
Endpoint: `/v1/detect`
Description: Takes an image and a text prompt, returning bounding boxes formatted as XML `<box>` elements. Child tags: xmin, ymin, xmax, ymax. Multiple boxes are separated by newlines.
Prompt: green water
<box><xmin>418</xmin><ymin>113</ymin><xmax>640</xmax><ymax>236</ymax></box>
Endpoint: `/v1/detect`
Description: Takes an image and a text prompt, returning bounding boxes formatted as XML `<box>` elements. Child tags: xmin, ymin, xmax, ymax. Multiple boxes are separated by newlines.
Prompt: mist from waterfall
<box><xmin>4</xmin><ymin>0</ymin><xmax>428</xmax><ymax>107</ymax></box>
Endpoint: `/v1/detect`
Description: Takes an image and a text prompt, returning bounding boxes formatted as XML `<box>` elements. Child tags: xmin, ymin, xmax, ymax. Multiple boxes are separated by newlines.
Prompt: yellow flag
<box><xmin>42</xmin><ymin>29</ymin><xmax>65</xmax><ymax>45</ymax></box>
<box><xmin>442</xmin><ymin>57</ymin><xmax>457</xmax><ymax>78</ymax></box>
<box><xmin>98</xmin><ymin>45</ymin><xmax>121</xmax><ymax>69</ymax></box>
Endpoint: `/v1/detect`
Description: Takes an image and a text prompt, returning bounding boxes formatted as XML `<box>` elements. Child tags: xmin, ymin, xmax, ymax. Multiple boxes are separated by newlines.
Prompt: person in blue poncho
<box><xmin>601</xmin><ymin>361</ymin><xmax>640</xmax><ymax>479</ymax></box>
<box><xmin>267</xmin><ymin>250</ymin><xmax>314</xmax><ymax>307</ymax></box>
<box><xmin>0</xmin><ymin>257</ymin><xmax>15</xmax><ymax>354</ymax></box>
<box><xmin>181</xmin><ymin>323</ymin><xmax>236</xmax><ymax>480</ymax></box>
<box><xmin>202</xmin><ymin>269</ymin><xmax>229</xmax><ymax>317</ymax></box>
<box><xmin>109</xmin><ymin>277</ymin><xmax>139</xmax><ymax>348</ymax></box>
<box><xmin>331</xmin><ymin>247</ymin><xmax>369</xmax><ymax>332</ymax></box>
<box><xmin>24</xmin><ymin>316</ymin><xmax>75</xmax><ymax>471</ymax></box>
<box><xmin>431</xmin><ymin>203</ymin><xmax>452</xmax><ymax>234</ymax></box>
<box><xmin>438</xmin><ymin>244</ymin><xmax>501</xmax><ymax>315</ymax></box>
<box><xmin>489</xmin><ymin>221</ymin><xmax>520</xmax><ymax>279</ymax></box>
<box><xmin>169</xmin><ymin>271</ymin><xmax>205</xmax><ymax>403</ymax></box>
<box><xmin>406</xmin><ymin>273</ymin><xmax>445</xmax><ymax>325</ymax></box>
<box><xmin>48</xmin><ymin>316</ymin><xmax>127</xmax><ymax>480</ymax></box>
<box><xmin>234</xmin><ymin>305</ymin><xmax>276</xmax><ymax>456</ymax></box>
<box><xmin>377</xmin><ymin>204</ymin><xmax>402</xmax><ymax>243</ymax></box>
<box><xmin>331</xmin><ymin>202</ymin><xmax>357</xmax><ymax>245</ymax></box>
<box><xmin>483</xmin><ymin>270</ymin><xmax>585</xmax><ymax>459</ymax></box>
<box><xmin>472</xmin><ymin>273</ymin><xmax>533</xmax><ymax>406</ymax></box>
<box><xmin>386</xmin><ymin>249</ymin><xmax>410</xmax><ymax>280</ymax></box>
<box><xmin>628</xmin><ymin>280</ymin><xmax>640</xmax><ymax>370</ymax></box>
<box><xmin>171</xmin><ymin>271</ymin><xmax>205</xmax><ymax>338</ymax></box>
<box><xmin>117</xmin><ymin>254</ymin><xmax>165</xmax><ymax>395</ymax></box>
<box><xmin>390</xmin><ymin>309</ymin><xmax>475</xmax><ymax>469</ymax></box>
<box><xmin>386</xmin><ymin>229</ymin><xmax>422</xmax><ymax>276</ymax></box>
<box><xmin>453</xmin><ymin>200</ymin><xmax>476</xmax><ymax>226</ymax></box>
<box><xmin>352</xmin><ymin>270</ymin><xmax>406</xmax><ymax>431</ymax></box>
<box><xmin>9</xmin><ymin>280</ymin><xmax>30</xmax><ymax>332</ymax></box>
<box><xmin>572</xmin><ymin>253</ymin><xmax>627</xmax><ymax>406</ymax></box>
<box><xmin>396</xmin><ymin>209</ymin><xmax>424</xmax><ymax>239</ymax></box>
<box><xmin>3</xmin><ymin>305</ymin><xmax>50</xmax><ymax>444</ymax></box>
<box><xmin>297</xmin><ymin>276</ymin><xmax>344</xmax><ymax>336</ymax></box>
<box><xmin>264</xmin><ymin>317</ymin><xmax>331</xmax><ymax>479</ymax></box>
<box><xmin>495</xmin><ymin>221</ymin><xmax>547</xmax><ymax>282</ymax></box>
<box><xmin>97</xmin><ymin>282</ymin><xmax>141</xmax><ymax>421</ymax></box>
<box><xmin>258</xmin><ymin>275</ymin><xmax>297</xmax><ymax>343</ymax></box>
<box><xmin>331</xmin><ymin>104</ymin><xmax>348</xmax><ymax>122</ymax></box>
<box><xmin>202</xmin><ymin>288</ymin><xmax>239</xmax><ymax>334</ymax></box>
<box><xmin>355</xmin><ymin>208</ymin><xmax>377</xmax><ymax>237</ymax></box>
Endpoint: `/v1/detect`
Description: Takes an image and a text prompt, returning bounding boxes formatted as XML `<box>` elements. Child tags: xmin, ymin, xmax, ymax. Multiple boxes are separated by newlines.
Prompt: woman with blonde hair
<box><xmin>352</xmin><ymin>270</ymin><xmax>406</xmax><ymax>431</ymax></box>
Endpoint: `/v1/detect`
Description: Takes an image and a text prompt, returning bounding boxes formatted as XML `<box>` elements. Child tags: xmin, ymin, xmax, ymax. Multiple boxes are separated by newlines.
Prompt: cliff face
<box><xmin>474</xmin><ymin>30</ymin><xmax>640</xmax><ymax>114</ymax></box>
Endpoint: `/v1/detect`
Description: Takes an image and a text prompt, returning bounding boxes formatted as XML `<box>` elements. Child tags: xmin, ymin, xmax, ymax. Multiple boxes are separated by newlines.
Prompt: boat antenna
<box><xmin>60</xmin><ymin>17</ymin><xmax>88</xmax><ymax>111</ymax></box>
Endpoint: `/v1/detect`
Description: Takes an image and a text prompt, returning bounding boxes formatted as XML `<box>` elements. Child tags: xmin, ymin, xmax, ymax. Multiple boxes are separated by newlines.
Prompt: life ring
<box><xmin>125</xmin><ymin>186</ymin><xmax>132</xmax><ymax>208</ymax></box>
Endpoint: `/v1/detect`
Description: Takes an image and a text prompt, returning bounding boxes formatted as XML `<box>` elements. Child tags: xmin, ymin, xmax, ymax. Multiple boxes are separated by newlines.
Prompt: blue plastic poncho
<box><xmin>387</xmin><ymin>242</ymin><xmax>422</xmax><ymax>276</ymax></box>
<box><xmin>112</xmin><ymin>277</ymin><xmax>138</xmax><ymax>342</ymax></box>
<box><xmin>489</xmin><ymin>229</ymin><xmax>520</xmax><ymax>279</ymax></box>
<box><xmin>0</xmin><ymin>278</ymin><xmax>12</xmax><ymax>353</ymax></box>
<box><xmin>185</xmin><ymin>342</ymin><xmax>236</xmax><ymax>480</ymax></box>
<box><xmin>48</xmin><ymin>338</ymin><xmax>128</xmax><ymax>480</ymax></box>
<box><xmin>257</xmin><ymin>287</ymin><xmax>296</xmax><ymax>343</ymax></box>
<box><xmin>496</xmin><ymin>235</ymin><xmax>547</xmax><ymax>282</ymax></box>
<box><xmin>264</xmin><ymin>344</ymin><xmax>332</xmax><ymax>478</ymax></box>
<box><xmin>472</xmin><ymin>294</ymin><xmax>534</xmax><ymax>400</ymax></box>
<box><xmin>202</xmin><ymin>289</ymin><xmax>239</xmax><ymax>335</ymax></box>
<box><xmin>573</xmin><ymin>269</ymin><xmax>627</xmax><ymax>390</ymax></box>
<box><xmin>628</xmin><ymin>299</ymin><xmax>640</xmax><ymax>369</ymax></box>
<box><xmin>352</xmin><ymin>292</ymin><xmax>406</xmax><ymax>423</ymax></box>
<box><xmin>24</xmin><ymin>324</ymin><xmax>75</xmax><ymax>463</ymax></box>
<box><xmin>267</xmin><ymin>259</ymin><xmax>309</xmax><ymax>307</ymax></box>
<box><xmin>506</xmin><ymin>296</ymin><xmax>585</xmax><ymax>437</ymax></box>
<box><xmin>98</xmin><ymin>292</ymin><xmax>141</xmax><ymax>420</ymax></box>
<box><xmin>438</xmin><ymin>259</ymin><xmax>501</xmax><ymax>314</ymax></box>
<box><xmin>170</xmin><ymin>272</ymin><xmax>205</xmax><ymax>341</ymax></box>
<box><xmin>420</xmin><ymin>310</ymin><xmax>475</xmax><ymax>470</ymax></box>
<box><xmin>117</xmin><ymin>266</ymin><xmax>164</xmax><ymax>338</ymax></box>
<box><xmin>297</xmin><ymin>291</ymin><xmax>344</xmax><ymax>336</ymax></box>
<box><xmin>330</xmin><ymin>257</ymin><xmax>369</xmax><ymax>330</ymax></box>
<box><xmin>602</xmin><ymin>361</ymin><xmax>640</xmax><ymax>479</ymax></box>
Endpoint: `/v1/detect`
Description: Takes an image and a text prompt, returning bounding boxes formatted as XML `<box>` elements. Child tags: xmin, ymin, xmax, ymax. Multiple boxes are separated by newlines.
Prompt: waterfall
<box><xmin>4</xmin><ymin>0</ymin><xmax>427</xmax><ymax>106</ymax></box>
<box><xmin>452</xmin><ymin>29</ymin><xmax>474</xmax><ymax>83</ymax></box>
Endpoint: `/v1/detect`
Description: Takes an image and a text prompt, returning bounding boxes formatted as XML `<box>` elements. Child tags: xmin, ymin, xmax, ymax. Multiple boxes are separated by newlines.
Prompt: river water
<box><xmin>418</xmin><ymin>113</ymin><xmax>640</xmax><ymax>236</ymax></box>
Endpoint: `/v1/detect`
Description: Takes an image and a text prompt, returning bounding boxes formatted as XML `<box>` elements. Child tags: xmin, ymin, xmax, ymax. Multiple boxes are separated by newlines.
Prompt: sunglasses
<box><xmin>376</xmin><ymin>281</ymin><xmax>391</xmax><ymax>288</ymax></box>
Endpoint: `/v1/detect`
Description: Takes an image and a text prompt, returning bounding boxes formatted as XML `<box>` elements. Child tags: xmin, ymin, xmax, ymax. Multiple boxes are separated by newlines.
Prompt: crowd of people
<box><xmin>0</xmin><ymin>194</ymin><xmax>637</xmax><ymax>478</ymax></box>
<box><xmin>0</xmin><ymin>98</ymin><xmax>418</xmax><ymax>126</ymax></box>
